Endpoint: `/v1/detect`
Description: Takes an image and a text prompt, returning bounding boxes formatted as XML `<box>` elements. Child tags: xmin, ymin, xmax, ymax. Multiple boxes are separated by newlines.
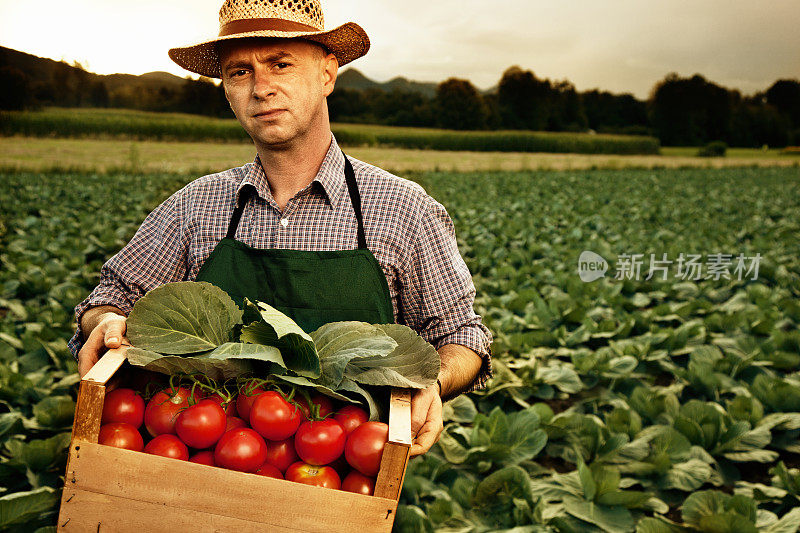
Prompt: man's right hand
<box><xmin>77</xmin><ymin>310</ymin><xmax>128</xmax><ymax>378</ymax></box>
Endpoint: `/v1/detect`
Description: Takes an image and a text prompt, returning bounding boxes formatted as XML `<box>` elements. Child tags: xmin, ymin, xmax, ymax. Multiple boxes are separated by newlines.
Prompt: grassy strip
<box><xmin>1</xmin><ymin>137</ymin><xmax>796</xmax><ymax>176</ymax></box>
<box><xmin>1</xmin><ymin>107</ymin><xmax>659</xmax><ymax>155</ymax></box>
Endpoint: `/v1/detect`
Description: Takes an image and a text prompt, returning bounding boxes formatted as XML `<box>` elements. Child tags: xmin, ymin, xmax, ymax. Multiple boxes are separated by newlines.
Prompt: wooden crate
<box><xmin>57</xmin><ymin>347</ymin><xmax>412</xmax><ymax>532</ymax></box>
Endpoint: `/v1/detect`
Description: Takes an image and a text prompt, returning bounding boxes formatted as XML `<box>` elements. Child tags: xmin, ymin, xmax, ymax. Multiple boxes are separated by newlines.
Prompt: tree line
<box><xmin>1</xmin><ymin>60</ymin><xmax>798</xmax><ymax>147</ymax></box>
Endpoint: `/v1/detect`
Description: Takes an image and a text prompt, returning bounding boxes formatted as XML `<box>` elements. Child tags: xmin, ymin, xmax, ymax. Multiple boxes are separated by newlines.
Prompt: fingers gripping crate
<box><xmin>57</xmin><ymin>347</ymin><xmax>412</xmax><ymax>532</ymax></box>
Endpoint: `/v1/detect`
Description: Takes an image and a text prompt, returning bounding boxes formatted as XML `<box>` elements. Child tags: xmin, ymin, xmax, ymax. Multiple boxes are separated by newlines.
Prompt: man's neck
<box><xmin>255</xmin><ymin>129</ymin><xmax>333</xmax><ymax>212</ymax></box>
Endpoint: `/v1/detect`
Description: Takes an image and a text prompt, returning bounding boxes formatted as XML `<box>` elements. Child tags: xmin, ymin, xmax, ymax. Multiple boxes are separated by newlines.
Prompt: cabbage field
<box><xmin>1</xmin><ymin>165</ymin><xmax>799</xmax><ymax>532</ymax></box>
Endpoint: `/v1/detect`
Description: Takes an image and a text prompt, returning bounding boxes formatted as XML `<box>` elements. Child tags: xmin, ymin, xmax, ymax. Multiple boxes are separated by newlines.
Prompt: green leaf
<box><xmin>5</xmin><ymin>433</ymin><xmax>71</xmax><ymax>472</ymax></box>
<box><xmin>635</xmin><ymin>516</ymin><xmax>686</xmax><ymax>533</ymax></box>
<box><xmin>563</xmin><ymin>498</ymin><xmax>634</xmax><ymax>533</ymax></box>
<box><xmin>309</xmin><ymin>321</ymin><xmax>398</xmax><ymax>388</ymax></box>
<box><xmin>126</xmin><ymin>346</ymin><xmax>252</xmax><ymax>381</ymax></box>
<box><xmin>0</xmin><ymin>413</ymin><xmax>23</xmax><ymax>441</ymax></box>
<box><xmin>240</xmin><ymin>301</ymin><xmax>320</xmax><ymax>378</ymax></box>
<box><xmin>579</xmin><ymin>462</ymin><xmax>597</xmax><ymax>501</ymax></box>
<box><xmin>127</xmin><ymin>281</ymin><xmax>242</xmax><ymax>354</ymax></box>
<box><xmin>682</xmin><ymin>490</ymin><xmax>727</xmax><ymax>527</ymax></box>
<box><xmin>344</xmin><ymin>323</ymin><xmax>440</xmax><ymax>389</ymax></box>
<box><xmin>473</xmin><ymin>466</ymin><xmax>533</xmax><ymax>506</ymax></box>
<box><xmin>595</xmin><ymin>490</ymin><xmax>651</xmax><ymax>509</ymax></box>
<box><xmin>442</xmin><ymin>395</ymin><xmax>478</xmax><ymax>424</ymax></box>
<box><xmin>0</xmin><ymin>487</ymin><xmax>58</xmax><ymax>529</ymax></box>
<box><xmin>697</xmin><ymin>513</ymin><xmax>758</xmax><ymax>533</ymax></box>
<box><xmin>661</xmin><ymin>459</ymin><xmax>713</xmax><ymax>491</ymax></box>
<box><xmin>765</xmin><ymin>508</ymin><xmax>800</xmax><ymax>533</ymax></box>
<box><xmin>32</xmin><ymin>396</ymin><xmax>75</xmax><ymax>429</ymax></box>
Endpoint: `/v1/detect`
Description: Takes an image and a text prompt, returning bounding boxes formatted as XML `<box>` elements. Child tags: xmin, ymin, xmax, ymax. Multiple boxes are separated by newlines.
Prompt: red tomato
<box><xmin>285</xmin><ymin>461</ymin><xmax>341</xmax><ymax>489</ymax></box>
<box><xmin>295</xmin><ymin>394</ymin><xmax>335</xmax><ymax>419</ymax></box>
<box><xmin>294</xmin><ymin>419</ymin><xmax>346</xmax><ymax>465</ymax></box>
<box><xmin>189</xmin><ymin>450</ymin><xmax>216</xmax><ymax>466</ymax></box>
<box><xmin>236</xmin><ymin>384</ymin><xmax>265</xmax><ymax>420</ymax></box>
<box><xmin>214</xmin><ymin>428</ymin><xmax>267</xmax><ymax>473</ymax></box>
<box><xmin>206</xmin><ymin>392</ymin><xmax>237</xmax><ymax>417</ymax></box>
<box><xmin>143</xmin><ymin>386</ymin><xmax>199</xmax><ymax>437</ymax></box>
<box><xmin>250</xmin><ymin>391</ymin><xmax>303</xmax><ymax>440</ymax></box>
<box><xmin>144</xmin><ymin>434</ymin><xmax>189</xmax><ymax>460</ymax></box>
<box><xmin>226</xmin><ymin>416</ymin><xmax>248</xmax><ymax>431</ymax></box>
<box><xmin>175</xmin><ymin>399</ymin><xmax>227</xmax><ymax>449</ymax></box>
<box><xmin>255</xmin><ymin>463</ymin><xmax>283</xmax><ymax>479</ymax></box>
<box><xmin>334</xmin><ymin>405</ymin><xmax>369</xmax><ymax>435</ymax></box>
<box><xmin>98</xmin><ymin>422</ymin><xmax>144</xmax><ymax>452</ymax></box>
<box><xmin>101</xmin><ymin>388</ymin><xmax>145</xmax><ymax>428</ymax></box>
<box><xmin>264</xmin><ymin>437</ymin><xmax>299</xmax><ymax>473</ymax></box>
<box><xmin>342</xmin><ymin>471</ymin><xmax>376</xmax><ymax>495</ymax></box>
<box><xmin>345</xmin><ymin>421</ymin><xmax>388</xmax><ymax>477</ymax></box>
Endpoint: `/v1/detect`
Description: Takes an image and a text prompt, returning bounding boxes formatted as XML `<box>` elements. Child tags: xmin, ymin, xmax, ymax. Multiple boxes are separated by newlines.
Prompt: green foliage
<box><xmin>2</xmin><ymin>166</ymin><xmax>800</xmax><ymax>531</ymax></box>
<box><xmin>697</xmin><ymin>141</ymin><xmax>728</xmax><ymax>157</ymax></box>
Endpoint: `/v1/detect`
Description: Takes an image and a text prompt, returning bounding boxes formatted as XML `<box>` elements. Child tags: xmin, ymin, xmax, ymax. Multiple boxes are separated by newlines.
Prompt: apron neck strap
<box><xmin>226</xmin><ymin>184</ymin><xmax>255</xmax><ymax>240</ymax></box>
<box><xmin>343</xmin><ymin>153</ymin><xmax>368</xmax><ymax>250</ymax></box>
<box><xmin>226</xmin><ymin>152</ymin><xmax>368</xmax><ymax>250</ymax></box>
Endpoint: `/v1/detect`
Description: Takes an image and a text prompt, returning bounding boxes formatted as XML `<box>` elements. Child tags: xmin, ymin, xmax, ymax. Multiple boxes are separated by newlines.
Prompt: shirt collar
<box><xmin>237</xmin><ymin>133</ymin><xmax>347</xmax><ymax>210</ymax></box>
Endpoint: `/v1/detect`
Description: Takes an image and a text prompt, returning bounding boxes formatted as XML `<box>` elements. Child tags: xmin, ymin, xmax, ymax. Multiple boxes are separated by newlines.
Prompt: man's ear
<box><xmin>321</xmin><ymin>53</ymin><xmax>338</xmax><ymax>98</ymax></box>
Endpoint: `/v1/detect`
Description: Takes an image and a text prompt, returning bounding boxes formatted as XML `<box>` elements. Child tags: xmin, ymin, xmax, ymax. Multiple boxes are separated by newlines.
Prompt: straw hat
<box><xmin>169</xmin><ymin>0</ymin><xmax>370</xmax><ymax>78</ymax></box>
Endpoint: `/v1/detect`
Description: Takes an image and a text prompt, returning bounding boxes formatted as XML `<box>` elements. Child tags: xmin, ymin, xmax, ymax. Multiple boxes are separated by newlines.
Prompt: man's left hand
<box><xmin>409</xmin><ymin>383</ymin><xmax>443</xmax><ymax>457</ymax></box>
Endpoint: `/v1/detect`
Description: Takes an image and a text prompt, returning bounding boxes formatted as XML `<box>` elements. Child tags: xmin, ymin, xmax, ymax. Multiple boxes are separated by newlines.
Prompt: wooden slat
<box><xmin>82</xmin><ymin>347</ymin><xmax>127</xmax><ymax>385</ymax></box>
<box><xmin>373</xmin><ymin>442</ymin><xmax>410</xmax><ymax>500</ymax></box>
<box><xmin>374</xmin><ymin>388</ymin><xmax>412</xmax><ymax>500</ymax></box>
<box><xmin>70</xmin><ymin>381</ymin><xmax>105</xmax><ymax>443</ymax></box>
<box><xmin>62</xmin><ymin>443</ymin><xmax>399</xmax><ymax>532</ymax></box>
<box><xmin>59</xmin><ymin>489</ymin><xmax>300</xmax><ymax>533</ymax></box>
<box><xmin>387</xmin><ymin>388</ymin><xmax>412</xmax><ymax>446</ymax></box>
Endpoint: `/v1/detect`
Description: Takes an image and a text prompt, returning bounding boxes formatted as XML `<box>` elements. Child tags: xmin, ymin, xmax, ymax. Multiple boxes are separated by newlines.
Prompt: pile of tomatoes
<box><xmin>98</xmin><ymin>382</ymin><xmax>389</xmax><ymax>495</ymax></box>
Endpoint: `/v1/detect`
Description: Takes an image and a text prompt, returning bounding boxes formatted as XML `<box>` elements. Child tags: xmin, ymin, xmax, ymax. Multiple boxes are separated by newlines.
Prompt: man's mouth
<box><xmin>253</xmin><ymin>110</ymin><xmax>285</xmax><ymax>119</ymax></box>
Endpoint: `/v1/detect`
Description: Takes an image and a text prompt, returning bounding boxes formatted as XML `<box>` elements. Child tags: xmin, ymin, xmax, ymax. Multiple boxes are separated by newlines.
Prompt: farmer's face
<box><xmin>219</xmin><ymin>38</ymin><xmax>337</xmax><ymax>149</ymax></box>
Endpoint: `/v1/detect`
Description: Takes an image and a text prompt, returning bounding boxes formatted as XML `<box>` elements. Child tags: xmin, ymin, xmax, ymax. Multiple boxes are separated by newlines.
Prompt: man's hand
<box><xmin>77</xmin><ymin>310</ymin><xmax>128</xmax><ymax>378</ymax></box>
<box><xmin>409</xmin><ymin>383</ymin><xmax>443</xmax><ymax>457</ymax></box>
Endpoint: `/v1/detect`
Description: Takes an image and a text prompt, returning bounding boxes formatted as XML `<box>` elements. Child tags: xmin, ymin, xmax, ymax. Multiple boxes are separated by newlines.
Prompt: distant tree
<box><xmin>0</xmin><ymin>66</ymin><xmax>32</xmax><ymax>110</ymax></box>
<box><xmin>51</xmin><ymin>62</ymin><xmax>74</xmax><ymax>106</ymax></box>
<box><xmin>548</xmin><ymin>80</ymin><xmax>587</xmax><ymax>131</ymax></box>
<box><xmin>88</xmin><ymin>81</ymin><xmax>110</xmax><ymax>107</ymax></box>
<box><xmin>435</xmin><ymin>78</ymin><xmax>487</xmax><ymax>130</ymax></box>
<box><xmin>765</xmin><ymin>79</ymin><xmax>800</xmax><ymax>127</ymax></box>
<box><xmin>649</xmin><ymin>73</ymin><xmax>733</xmax><ymax>146</ymax></box>
<box><xmin>179</xmin><ymin>76</ymin><xmax>228</xmax><ymax>117</ymax></box>
<box><xmin>497</xmin><ymin>66</ymin><xmax>552</xmax><ymax>130</ymax></box>
<box><xmin>328</xmin><ymin>88</ymin><xmax>367</xmax><ymax>122</ymax></box>
<box><xmin>71</xmin><ymin>61</ymin><xmax>91</xmax><ymax>107</ymax></box>
<box><xmin>582</xmin><ymin>90</ymin><xmax>648</xmax><ymax>134</ymax></box>
<box><xmin>729</xmin><ymin>98</ymin><xmax>790</xmax><ymax>147</ymax></box>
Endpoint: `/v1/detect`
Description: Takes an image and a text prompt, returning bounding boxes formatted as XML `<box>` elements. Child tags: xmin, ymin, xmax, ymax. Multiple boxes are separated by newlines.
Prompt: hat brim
<box><xmin>169</xmin><ymin>21</ymin><xmax>369</xmax><ymax>78</ymax></box>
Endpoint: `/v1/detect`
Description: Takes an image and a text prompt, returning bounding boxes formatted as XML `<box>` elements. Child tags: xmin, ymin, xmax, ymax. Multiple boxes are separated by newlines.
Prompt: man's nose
<box><xmin>252</xmin><ymin>69</ymin><xmax>277</xmax><ymax>99</ymax></box>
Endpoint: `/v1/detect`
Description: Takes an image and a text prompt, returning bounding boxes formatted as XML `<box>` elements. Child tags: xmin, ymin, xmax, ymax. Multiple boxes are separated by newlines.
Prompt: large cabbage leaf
<box><xmin>127</xmin><ymin>281</ymin><xmax>242</xmax><ymax>354</ymax></box>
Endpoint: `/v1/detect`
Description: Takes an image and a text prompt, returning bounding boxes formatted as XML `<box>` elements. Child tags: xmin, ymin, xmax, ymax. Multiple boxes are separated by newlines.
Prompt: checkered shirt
<box><xmin>69</xmin><ymin>134</ymin><xmax>492</xmax><ymax>391</ymax></box>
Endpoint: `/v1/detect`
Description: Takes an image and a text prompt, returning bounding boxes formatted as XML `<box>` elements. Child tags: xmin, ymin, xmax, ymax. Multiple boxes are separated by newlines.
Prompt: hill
<box><xmin>0</xmin><ymin>46</ymin><xmax>439</xmax><ymax>98</ymax></box>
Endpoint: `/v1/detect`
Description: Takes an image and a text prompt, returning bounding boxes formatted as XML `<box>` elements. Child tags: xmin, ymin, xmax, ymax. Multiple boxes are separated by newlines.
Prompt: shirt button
<box><xmin>280</xmin><ymin>218</ymin><xmax>289</xmax><ymax>227</ymax></box>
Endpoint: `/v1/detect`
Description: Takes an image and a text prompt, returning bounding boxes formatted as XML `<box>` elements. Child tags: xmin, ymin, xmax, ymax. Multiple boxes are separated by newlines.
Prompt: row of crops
<box><xmin>1</xmin><ymin>165</ymin><xmax>799</xmax><ymax>531</ymax></box>
<box><xmin>0</xmin><ymin>107</ymin><xmax>660</xmax><ymax>154</ymax></box>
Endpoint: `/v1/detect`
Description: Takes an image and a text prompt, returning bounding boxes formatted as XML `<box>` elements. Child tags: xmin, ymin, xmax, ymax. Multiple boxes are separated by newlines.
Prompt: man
<box><xmin>70</xmin><ymin>0</ymin><xmax>492</xmax><ymax>457</ymax></box>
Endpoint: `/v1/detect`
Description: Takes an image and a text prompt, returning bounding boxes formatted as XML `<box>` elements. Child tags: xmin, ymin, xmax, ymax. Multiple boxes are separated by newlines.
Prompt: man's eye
<box><xmin>232</xmin><ymin>69</ymin><xmax>248</xmax><ymax>77</ymax></box>
<box><xmin>276</xmin><ymin>62</ymin><xmax>291</xmax><ymax>69</ymax></box>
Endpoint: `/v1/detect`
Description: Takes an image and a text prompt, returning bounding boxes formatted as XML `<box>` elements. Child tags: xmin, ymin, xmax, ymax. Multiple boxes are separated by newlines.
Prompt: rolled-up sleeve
<box><xmin>68</xmin><ymin>190</ymin><xmax>189</xmax><ymax>357</ymax></box>
<box><xmin>399</xmin><ymin>196</ymin><xmax>492</xmax><ymax>392</ymax></box>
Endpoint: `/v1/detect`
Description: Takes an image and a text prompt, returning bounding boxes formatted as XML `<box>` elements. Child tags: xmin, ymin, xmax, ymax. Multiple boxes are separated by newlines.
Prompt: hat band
<box><xmin>219</xmin><ymin>17</ymin><xmax>319</xmax><ymax>37</ymax></box>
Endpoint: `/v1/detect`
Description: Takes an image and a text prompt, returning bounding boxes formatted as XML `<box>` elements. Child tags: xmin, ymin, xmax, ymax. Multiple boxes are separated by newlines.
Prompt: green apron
<box><xmin>195</xmin><ymin>151</ymin><xmax>395</xmax><ymax>333</ymax></box>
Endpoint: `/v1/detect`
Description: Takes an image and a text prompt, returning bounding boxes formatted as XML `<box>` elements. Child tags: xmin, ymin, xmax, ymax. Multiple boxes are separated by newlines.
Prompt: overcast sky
<box><xmin>1</xmin><ymin>0</ymin><xmax>797</xmax><ymax>98</ymax></box>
